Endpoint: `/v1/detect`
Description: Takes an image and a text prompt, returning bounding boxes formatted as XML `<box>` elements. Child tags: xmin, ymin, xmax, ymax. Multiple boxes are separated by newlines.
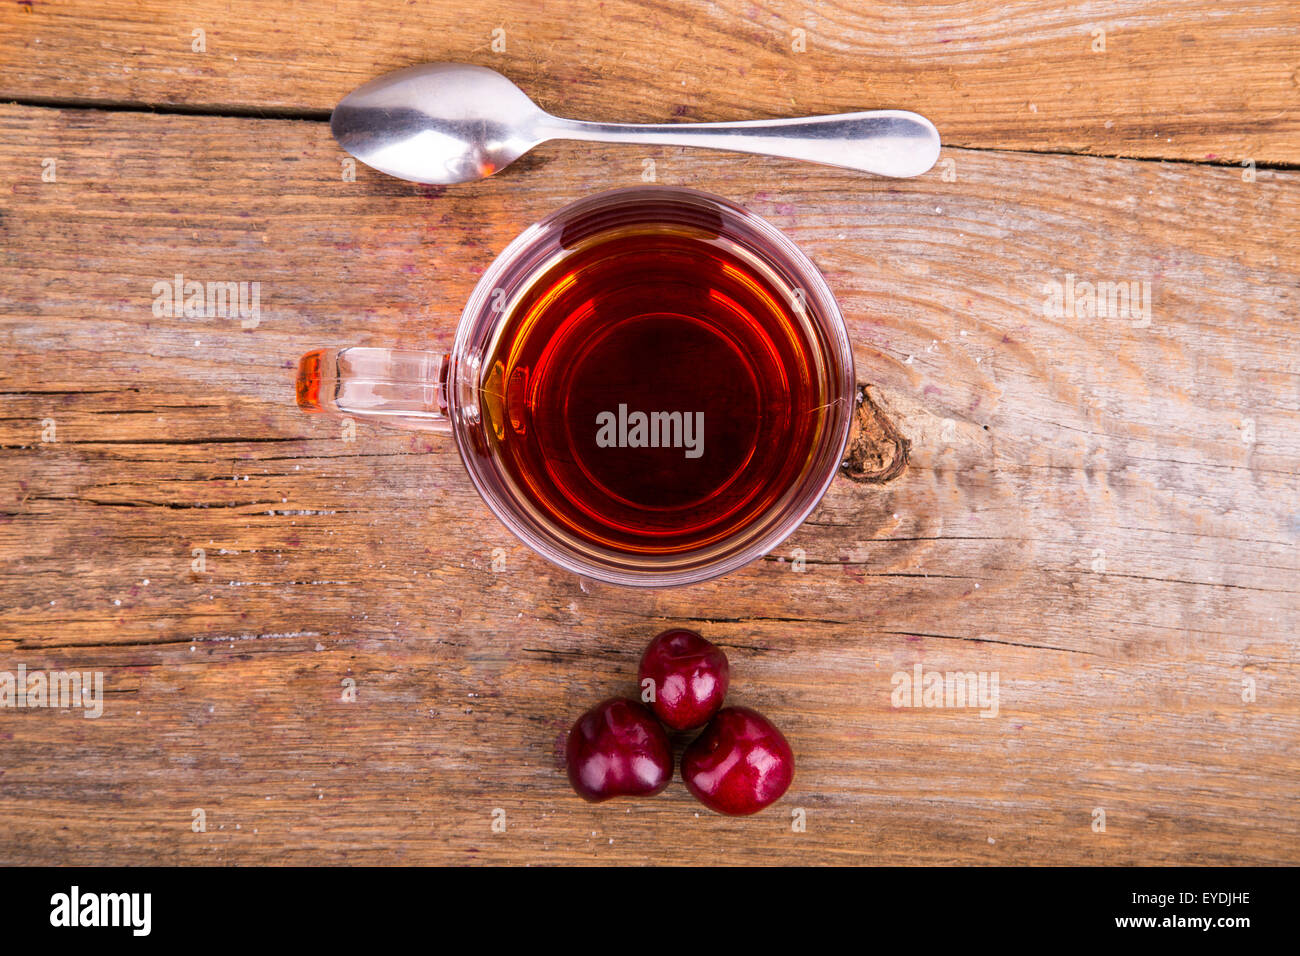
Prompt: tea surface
<box><xmin>479</xmin><ymin>227</ymin><xmax>829</xmax><ymax>556</ymax></box>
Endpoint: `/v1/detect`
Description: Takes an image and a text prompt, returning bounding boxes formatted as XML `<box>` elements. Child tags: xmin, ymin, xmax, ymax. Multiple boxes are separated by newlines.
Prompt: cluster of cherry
<box><xmin>565</xmin><ymin>629</ymin><xmax>794</xmax><ymax>815</ymax></box>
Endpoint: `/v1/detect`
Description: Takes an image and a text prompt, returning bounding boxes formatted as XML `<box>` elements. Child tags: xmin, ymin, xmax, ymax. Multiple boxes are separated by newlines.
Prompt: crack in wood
<box><xmin>29</xmin><ymin>495</ymin><xmax>285</xmax><ymax>510</ymax></box>
<box><xmin>879</xmin><ymin>630</ymin><xmax>1097</xmax><ymax>656</ymax></box>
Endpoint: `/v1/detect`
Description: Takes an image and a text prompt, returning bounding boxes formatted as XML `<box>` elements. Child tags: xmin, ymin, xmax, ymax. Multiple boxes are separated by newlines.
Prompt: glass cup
<box><xmin>296</xmin><ymin>186</ymin><xmax>855</xmax><ymax>586</ymax></box>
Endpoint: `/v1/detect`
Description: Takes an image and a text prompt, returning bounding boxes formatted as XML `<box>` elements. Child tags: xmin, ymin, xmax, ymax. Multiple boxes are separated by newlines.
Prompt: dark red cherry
<box><xmin>682</xmin><ymin>706</ymin><xmax>794</xmax><ymax>815</ymax></box>
<box><xmin>565</xmin><ymin>697</ymin><xmax>673</xmax><ymax>802</ymax></box>
<box><xmin>638</xmin><ymin>628</ymin><xmax>730</xmax><ymax>731</ymax></box>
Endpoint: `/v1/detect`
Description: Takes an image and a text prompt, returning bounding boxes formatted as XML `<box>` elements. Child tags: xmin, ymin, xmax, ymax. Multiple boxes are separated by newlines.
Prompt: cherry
<box><xmin>638</xmin><ymin>628</ymin><xmax>730</xmax><ymax>731</ymax></box>
<box><xmin>682</xmin><ymin>706</ymin><xmax>794</xmax><ymax>815</ymax></box>
<box><xmin>565</xmin><ymin>697</ymin><xmax>673</xmax><ymax>802</ymax></box>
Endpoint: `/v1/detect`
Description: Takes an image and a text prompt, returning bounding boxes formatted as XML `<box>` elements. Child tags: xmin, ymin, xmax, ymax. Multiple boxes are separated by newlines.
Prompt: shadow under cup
<box><xmin>297</xmin><ymin>187</ymin><xmax>855</xmax><ymax>587</ymax></box>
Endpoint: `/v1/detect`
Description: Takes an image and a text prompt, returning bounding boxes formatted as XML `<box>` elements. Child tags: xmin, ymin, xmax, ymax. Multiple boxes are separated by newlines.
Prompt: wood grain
<box><xmin>0</xmin><ymin>97</ymin><xmax>1296</xmax><ymax>864</ymax></box>
<box><xmin>2</xmin><ymin>0</ymin><xmax>1298</xmax><ymax>164</ymax></box>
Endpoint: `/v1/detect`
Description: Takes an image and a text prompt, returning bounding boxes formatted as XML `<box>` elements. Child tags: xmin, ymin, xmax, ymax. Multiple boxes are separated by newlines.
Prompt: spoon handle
<box><xmin>539</xmin><ymin>110</ymin><xmax>940</xmax><ymax>179</ymax></box>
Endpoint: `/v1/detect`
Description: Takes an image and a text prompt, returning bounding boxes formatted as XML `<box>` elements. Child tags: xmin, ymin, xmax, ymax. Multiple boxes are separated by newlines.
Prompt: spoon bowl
<box><xmin>331</xmin><ymin>64</ymin><xmax>545</xmax><ymax>184</ymax></box>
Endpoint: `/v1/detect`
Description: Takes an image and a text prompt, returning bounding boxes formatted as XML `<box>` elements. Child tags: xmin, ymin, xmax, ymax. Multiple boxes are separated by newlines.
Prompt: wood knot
<box><xmin>840</xmin><ymin>385</ymin><xmax>910</xmax><ymax>483</ymax></box>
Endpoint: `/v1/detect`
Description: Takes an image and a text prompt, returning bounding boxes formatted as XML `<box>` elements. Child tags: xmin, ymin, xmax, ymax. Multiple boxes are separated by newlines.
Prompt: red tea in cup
<box><xmin>480</xmin><ymin>222</ymin><xmax>831</xmax><ymax>556</ymax></box>
<box><xmin>297</xmin><ymin>187</ymin><xmax>855</xmax><ymax>586</ymax></box>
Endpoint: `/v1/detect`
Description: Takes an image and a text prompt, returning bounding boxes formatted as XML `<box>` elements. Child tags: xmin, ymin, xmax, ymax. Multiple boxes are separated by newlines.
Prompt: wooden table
<box><xmin>1</xmin><ymin>0</ymin><xmax>1296</xmax><ymax>866</ymax></box>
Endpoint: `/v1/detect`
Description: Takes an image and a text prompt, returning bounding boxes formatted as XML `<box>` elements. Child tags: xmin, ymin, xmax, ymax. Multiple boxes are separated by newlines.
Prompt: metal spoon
<box><xmin>331</xmin><ymin>63</ymin><xmax>941</xmax><ymax>185</ymax></box>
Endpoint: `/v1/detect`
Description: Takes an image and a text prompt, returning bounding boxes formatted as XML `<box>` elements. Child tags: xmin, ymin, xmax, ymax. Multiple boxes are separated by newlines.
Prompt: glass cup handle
<box><xmin>296</xmin><ymin>347</ymin><xmax>452</xmax><ymax>433</ymax></box>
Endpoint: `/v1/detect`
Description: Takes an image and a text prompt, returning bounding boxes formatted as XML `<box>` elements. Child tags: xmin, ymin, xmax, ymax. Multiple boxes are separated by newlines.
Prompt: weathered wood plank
<box><xmin>1</xmin><ymin>0</ymin><xmax>1298</xmax><ymax>163</ymax></box>
<box><xmin>0</xmin><ymin>102</ymin><xmax>1296</xmax><ymax>864</ymax></box>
